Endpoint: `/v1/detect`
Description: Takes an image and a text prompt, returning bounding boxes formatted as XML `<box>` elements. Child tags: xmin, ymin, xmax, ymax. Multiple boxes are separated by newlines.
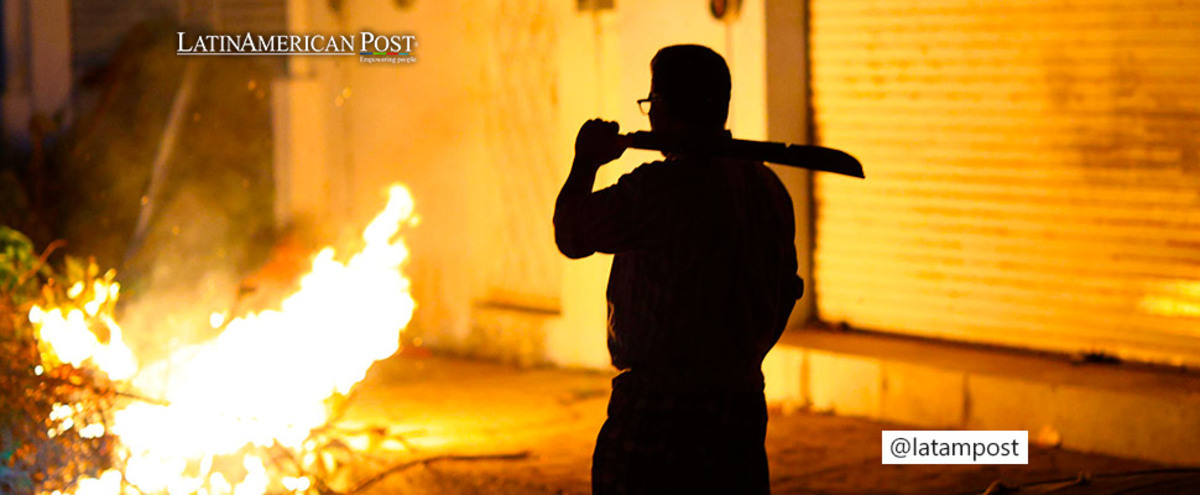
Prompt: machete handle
<box><xmin>618</xmin><ymin>131</ymin><xmax>865</xmax><ymax>179</ymax></box>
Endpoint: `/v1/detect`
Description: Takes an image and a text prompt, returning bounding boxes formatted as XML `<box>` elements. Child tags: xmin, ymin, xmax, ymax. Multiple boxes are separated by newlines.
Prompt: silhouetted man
<box><xmin>554</xmin><ymin>45</ymin><xmax>802</xmax><ymax>494</ymax></box>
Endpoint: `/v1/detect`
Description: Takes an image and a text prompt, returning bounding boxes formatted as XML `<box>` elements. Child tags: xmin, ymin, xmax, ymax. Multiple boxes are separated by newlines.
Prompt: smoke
<box><xmin>55</xmin><ymin>22</ymin><xmax>281</xmax><ymax>369</ymax></box>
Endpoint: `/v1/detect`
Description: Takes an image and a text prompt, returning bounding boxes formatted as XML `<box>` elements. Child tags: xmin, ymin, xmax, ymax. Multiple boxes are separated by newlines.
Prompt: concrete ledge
<box><xmin>762</xmin><ymin>328</ymin><xmax>1200</xmax><ymax>466</ymax></box>
<box><xmin>465</xmin><ymin>302</ymin><xmax>557</xmax><ymax>367</ymax></box>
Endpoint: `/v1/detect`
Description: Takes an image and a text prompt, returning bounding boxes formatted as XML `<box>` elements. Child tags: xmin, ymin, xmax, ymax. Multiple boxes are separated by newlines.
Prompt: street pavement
<box><xmin>337</xmin><ymin>353</ymin><xmax>1162</xmax><ymax>494</ymax></box>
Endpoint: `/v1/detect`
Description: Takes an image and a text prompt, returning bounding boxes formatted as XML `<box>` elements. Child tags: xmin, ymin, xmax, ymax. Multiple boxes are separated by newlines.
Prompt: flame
<box><xmin>30</xmin><ymin>286</ymin><xmax>137</xmax><ymax>381</ymax></box>
<box><xmin>28</xmin><ymin>184</ymin><xmax>418</xmax><ymax>495</ymax></box>
<box><xmin>209</xmin><ymin>312</ymin><xmax>227</xmax><ymax>329</ymax></box>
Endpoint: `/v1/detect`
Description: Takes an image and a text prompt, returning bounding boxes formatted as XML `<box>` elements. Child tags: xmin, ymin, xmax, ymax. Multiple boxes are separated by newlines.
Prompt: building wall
<box><xmin>70</xmin><ymin>0</ymin><xmax>175</xmax><ymax>71</ymax></box>
<box><xmin>3</xmin><ymin>0</ymin><xmax>74</xmax><ymax>142</ymax></box>
<box><xmin>276</xmin><ymin>0</ymin><xmax>786</xmax><ymax>368</ymax></box>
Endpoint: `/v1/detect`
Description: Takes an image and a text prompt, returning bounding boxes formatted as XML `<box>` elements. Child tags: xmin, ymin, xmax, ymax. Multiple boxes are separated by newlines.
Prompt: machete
<box><xmin>617</xmin><ymin>131</ymin><xmax>865</xmax><ymax>179</ymax></box>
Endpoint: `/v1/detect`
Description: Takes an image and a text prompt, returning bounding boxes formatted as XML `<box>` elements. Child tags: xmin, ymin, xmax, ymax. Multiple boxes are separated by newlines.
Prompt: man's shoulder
<box><xmin>633</xmin><ymin>159</ymin><xmax>672</xmax><ymax>174</ymax></box>
<box><xmin>750</xmin><ymin>161</ymin><xmax>790</xmax><ymax>192</ymax></box>
<box><xmin>747</xmin><ymin>159</ymin><xmax>780</xmax><ymax>179</ymax></box>
<box><xmin>620</xmin><ymin>160</ymin><xmax>675</xmax><ymax>185</ymax></box>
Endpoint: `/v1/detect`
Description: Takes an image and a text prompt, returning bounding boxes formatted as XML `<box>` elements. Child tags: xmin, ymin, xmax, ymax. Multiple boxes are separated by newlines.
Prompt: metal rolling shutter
<box><xmin>810</xmin><ymin>0</ymin><xmax>1200</xmax><ymax>365</ymax></box>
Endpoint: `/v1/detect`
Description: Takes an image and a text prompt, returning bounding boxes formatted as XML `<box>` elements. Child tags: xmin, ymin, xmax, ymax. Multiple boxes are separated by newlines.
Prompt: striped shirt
<box><xmin>555</xmin><ymin>154</ymin><xmax>801</xmax><ymax>393</ymax></box>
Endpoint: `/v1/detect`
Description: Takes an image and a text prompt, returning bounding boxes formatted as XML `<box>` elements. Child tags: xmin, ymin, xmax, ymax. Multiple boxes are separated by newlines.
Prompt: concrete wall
<box><xmin>275</xmin><ymin>0</ymin><xmax>794</xmax><ymax>369</ymax></box>
<box><xmin>765</xmin><ymin>329</ymin><xmax>1200</xmax><ymax>466</ymax></box>
<box><xmin>70</xmin><ymin>0</ymin><xmax>177</xmax><ymax>71</ymax></box>
<box><xmin>2</xmin><ymin>0</ymin><xmax>74</xmax><ymax>143</ymax></box>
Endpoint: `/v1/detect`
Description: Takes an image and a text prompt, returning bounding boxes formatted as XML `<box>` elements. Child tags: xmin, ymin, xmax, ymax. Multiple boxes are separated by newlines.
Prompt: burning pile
<box><xmin>5</xmin><ymin>184</ymin><xmax>418</xmax><ymax>494</ymax></box>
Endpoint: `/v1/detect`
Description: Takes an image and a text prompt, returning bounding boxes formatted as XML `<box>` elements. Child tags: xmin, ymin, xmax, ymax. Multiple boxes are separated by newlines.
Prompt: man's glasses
<box><xmin>637</xmin><ymin>96</ymin><xmax>659</xmax><ymax>115</ymax></box>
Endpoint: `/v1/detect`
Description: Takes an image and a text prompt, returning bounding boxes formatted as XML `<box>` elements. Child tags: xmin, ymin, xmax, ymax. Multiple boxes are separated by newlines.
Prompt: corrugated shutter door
<box><xmin>810</xmin><ymin>0</ymin><xmax>1200</xmax><ymax>365</ymax></box>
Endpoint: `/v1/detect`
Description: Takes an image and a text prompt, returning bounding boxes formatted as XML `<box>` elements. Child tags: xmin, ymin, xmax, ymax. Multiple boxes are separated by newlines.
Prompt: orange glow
<box><xmin>1140</xmin><ymin>280</ymin><xmax>1200</xmax><ymax>319</ymax></box>
<box><xmin>28</xmin><ymin>184</ymin><xmax>418</xmax><ymax>495</ymax></box>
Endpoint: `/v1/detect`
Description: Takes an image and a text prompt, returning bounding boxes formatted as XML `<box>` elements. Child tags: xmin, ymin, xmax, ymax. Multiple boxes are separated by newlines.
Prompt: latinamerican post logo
<box><xmin>176</xmin><ymin>32</ymin><xmax>418</xmax><ymax>64</ymax></box>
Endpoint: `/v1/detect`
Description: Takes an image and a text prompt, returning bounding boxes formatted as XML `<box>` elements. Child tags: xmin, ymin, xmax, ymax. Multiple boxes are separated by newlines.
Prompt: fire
<box><xmin>27</xmin><ymin>184</ymin><xmax>419</xmax><ymax>495</ymax></box>
<box><xmin>29</xmin><ymin>304</ymin><xmax>137</xmax><ymax>381</ymax></box>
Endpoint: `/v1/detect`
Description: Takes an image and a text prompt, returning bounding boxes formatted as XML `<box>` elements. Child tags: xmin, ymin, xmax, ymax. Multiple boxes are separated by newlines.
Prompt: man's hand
<box><xmin>575</xmin><ymin>119</ymin><xmax>626</xmax><ymax>168</ymax></box>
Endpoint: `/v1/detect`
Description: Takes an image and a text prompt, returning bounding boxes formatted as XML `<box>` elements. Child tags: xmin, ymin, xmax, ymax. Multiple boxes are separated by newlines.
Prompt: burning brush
<box><xmin>2</xmin><ymin>184</ymin><xmax>515</xmax><ymax>495</ymax></box>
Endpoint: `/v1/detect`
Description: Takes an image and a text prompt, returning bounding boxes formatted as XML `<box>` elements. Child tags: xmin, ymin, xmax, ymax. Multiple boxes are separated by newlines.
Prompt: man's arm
<box><xmin>555</xmin><ymin>157</ymin><xmax>604</xmax><ymax>259</ymax></box>
<box><xmin>763</xmin><ymin>165</ymin><xmax>803</xmax><ymax>334</ymax></box>
<box><xmin>553</xmin><ymin>119</ymin><xmax>627</xmax><ymax>259</ymax></box>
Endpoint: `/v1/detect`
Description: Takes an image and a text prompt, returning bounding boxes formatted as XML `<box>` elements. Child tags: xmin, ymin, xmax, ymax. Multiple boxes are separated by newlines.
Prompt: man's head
<box><xmin>647</xmin><ymin>44</ymin><xmax>731</xmax><ymax>132</ymax></box>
